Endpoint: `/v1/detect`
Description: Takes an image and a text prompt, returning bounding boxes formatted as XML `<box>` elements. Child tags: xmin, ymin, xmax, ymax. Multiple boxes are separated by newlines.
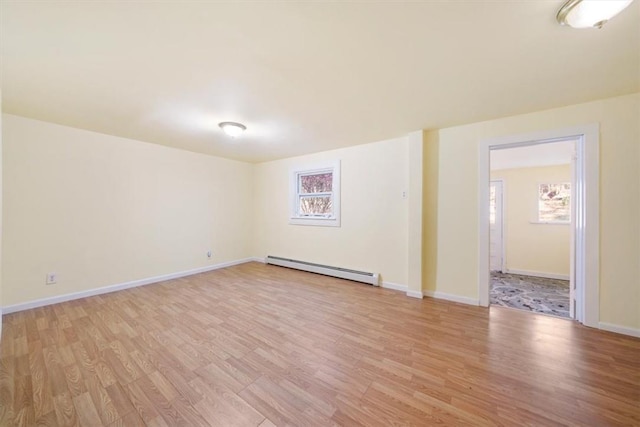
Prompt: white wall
<box><xmin>435</xmin><ymin>93</ymin><xmax>640</xmax><ymax>331</ymax></box>
<box><xmin>2</xmin><ymin>114</ymin><xmax>254</xmax><ymax>308</ymax></box>
<box><xmin>491</xmin><ymin>164</ymin><xmax>571</xmax><ymax>277</ymax></box>
<box><xmin>253</xmin><ymin>136</ymin><xmax>410</xmax><ymax>286</ymax></box>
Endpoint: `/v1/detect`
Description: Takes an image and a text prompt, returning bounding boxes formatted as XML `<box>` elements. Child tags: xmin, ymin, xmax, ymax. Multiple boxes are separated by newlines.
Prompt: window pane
<box><xmin>300</xmin><ymin>172</ymin><xmax>332</xmax><ymax>193</ymax></box>
<box><xmin>539</xmin><ymin>183</ymin><xmax>570</xmax><ymax>222</ymax></box>
<box><xmin>299</xmin><ymin>195</ymin><xmax>332</xmax><ymax>216</ymax></box>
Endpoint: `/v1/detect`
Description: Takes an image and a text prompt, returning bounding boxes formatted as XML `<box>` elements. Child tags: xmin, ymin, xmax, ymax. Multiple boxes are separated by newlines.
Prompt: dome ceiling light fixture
<box><xmin>219</xmin><ymin>121</ymin><xmax>247</xmax><ymax>138</ymax></box>
<box><xmin>556</xmin><ymin>0</ymin><xmax>636</xmax><ymax>29</ymax></box>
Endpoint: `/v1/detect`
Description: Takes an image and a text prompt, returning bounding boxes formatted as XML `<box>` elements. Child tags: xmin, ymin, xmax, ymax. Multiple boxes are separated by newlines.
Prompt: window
<box><xmin>290</xmin><ymin>160</ymin><xmax>340</xmax><ymax>226</ymax></box>
<box><xmin>538</xmin><ymin>182</ymin><xmax>570</xmax><ymax>222</ymax></box>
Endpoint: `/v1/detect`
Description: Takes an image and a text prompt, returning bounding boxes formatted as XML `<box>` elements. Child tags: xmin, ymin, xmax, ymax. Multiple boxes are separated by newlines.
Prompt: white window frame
<box><xmin>289</xmin><ymin>160</ymin><xmax>341</xmax><ymax>227</ymax></box>
<box><xmin>534</xmin><ymin>181</ymin><xmax>571</xmax><ymax>224</ymax></box>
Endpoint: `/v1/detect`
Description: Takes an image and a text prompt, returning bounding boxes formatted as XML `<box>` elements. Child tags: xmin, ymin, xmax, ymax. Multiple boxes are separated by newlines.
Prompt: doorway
<box><xmin>488</xmin><ymin>142</ymin><xmax>574</xmax><ymax>319</ymax></box>
<box><xmin>477</xmin><ymin>125</ymin><xmax>600</xmax><ymax>328</ymax></box>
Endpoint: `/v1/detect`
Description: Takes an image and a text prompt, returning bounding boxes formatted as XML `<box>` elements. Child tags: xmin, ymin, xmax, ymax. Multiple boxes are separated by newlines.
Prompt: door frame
<box><xmin>478</xmin><ymin>124</ymin><xmax>599</xmax><ymax>328</ymax></box>
<box><xmin>489</xmin><ymin>179</ymin><xmax>505</xmax><ymax>273</ymax></box>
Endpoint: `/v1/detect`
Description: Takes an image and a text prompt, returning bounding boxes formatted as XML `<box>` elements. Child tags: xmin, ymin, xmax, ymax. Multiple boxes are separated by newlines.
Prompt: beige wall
<box><xmin>435</xmin><ymin>93</ymin><xmax>640</xmax><ymax>330</ymax></box>
<box><xmin>491</xmin><ymin>164</ymin><xmax>571</xmax><ymax>277</ymax></box>
<box><xmin>2</xmin><ymin>114</ymin><xmax>254</xmax><ymax>307</ymax></box>
<box><xmin>253</xmin><ymin>136</ymin><xmax>409</xmax><ymax>286</ymax></box>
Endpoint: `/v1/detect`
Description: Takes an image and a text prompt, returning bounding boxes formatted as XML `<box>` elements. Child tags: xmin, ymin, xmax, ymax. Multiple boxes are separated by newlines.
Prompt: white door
<box><xmin>489</xmin><ymin>180</ymin><xmax>504</xmax><ymax>272</ymax></box>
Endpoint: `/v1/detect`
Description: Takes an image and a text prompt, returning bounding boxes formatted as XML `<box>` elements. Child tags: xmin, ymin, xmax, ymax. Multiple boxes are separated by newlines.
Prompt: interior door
<box><xmin>489</xmin><ymin>180</ymin><xmax>504</xmax><ymax>272</ymax></box>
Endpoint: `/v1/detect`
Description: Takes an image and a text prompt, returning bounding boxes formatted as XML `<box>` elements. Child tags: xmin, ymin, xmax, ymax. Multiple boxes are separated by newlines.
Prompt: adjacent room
<box><xmin>1</xmin><ymin>1</ymin><xmax>639</xmax><ymax>426</ymax></box>
<box><xmin>489</xmin><ymin>141</ymin><xmax>574</xmax><ymax>319</ymax></box>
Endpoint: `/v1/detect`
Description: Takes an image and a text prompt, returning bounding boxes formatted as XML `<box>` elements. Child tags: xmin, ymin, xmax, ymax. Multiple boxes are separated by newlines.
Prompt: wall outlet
<box><xmin>46</xmin><ymin>273</ymin><xmax>57</xmax><ymax>285</ymax></box>
<box><xmin>207</xmin><ymin>250</ymin><xmax>212</xmax><ymax>259</ymax></box>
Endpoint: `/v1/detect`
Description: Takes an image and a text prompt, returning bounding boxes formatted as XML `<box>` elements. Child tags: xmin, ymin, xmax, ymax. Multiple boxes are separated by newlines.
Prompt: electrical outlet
<box><xmin>46</xmin><ymin>273</ymin><xmax>57</xmax><ymax>285</ymax></box>
<box><xmin>207</xmin><ymin>250</ymin><xmax>212</xmax><ymax>259</ymax></box>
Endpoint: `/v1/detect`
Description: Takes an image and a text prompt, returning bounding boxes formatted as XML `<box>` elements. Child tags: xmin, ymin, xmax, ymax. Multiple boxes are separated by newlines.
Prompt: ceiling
<box><xmin>490</xmin><ymin>140</ymin><xmax>575</xmax><ymax>170</ymax></box>
<box><xmin>2</xmin><ymin>1</ymin><xmax>638</xmax><ymax>163</ymax></box>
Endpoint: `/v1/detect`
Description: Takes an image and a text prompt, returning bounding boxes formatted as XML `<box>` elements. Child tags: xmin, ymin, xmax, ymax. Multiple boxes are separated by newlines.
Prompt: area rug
<box><xmin>490</xmin><ymin>272</ymin><xmax>570</xmax><ymax>319</ymax></box>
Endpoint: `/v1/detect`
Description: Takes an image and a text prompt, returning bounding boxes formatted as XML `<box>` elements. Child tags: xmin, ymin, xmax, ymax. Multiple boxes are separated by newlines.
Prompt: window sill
<box><xmin>289</xmin><ymin>217</ymin><xmax>341</xmax><ymax>227</ymax></box>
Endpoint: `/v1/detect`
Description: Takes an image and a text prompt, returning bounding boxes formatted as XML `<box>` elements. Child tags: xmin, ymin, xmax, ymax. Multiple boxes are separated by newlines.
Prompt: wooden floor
<box><xmin>1</xmin><ymin>262</ymin><xmax>639</xmax><ymax>426</ymax></box>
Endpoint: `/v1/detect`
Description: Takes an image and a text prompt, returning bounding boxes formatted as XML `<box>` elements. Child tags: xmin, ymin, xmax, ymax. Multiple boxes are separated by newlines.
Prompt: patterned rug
<box><xmin>490</xmin><ymin>272</ymin><xmax>570</xmax><ymax>319</ymax></box>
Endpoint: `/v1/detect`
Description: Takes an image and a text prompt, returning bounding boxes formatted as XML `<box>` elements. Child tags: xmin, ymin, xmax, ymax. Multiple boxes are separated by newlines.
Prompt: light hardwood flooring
<box><xmin>1</xmin><ymin>262</ymin><xmax>639</xmax><ymax>426</ymax></box>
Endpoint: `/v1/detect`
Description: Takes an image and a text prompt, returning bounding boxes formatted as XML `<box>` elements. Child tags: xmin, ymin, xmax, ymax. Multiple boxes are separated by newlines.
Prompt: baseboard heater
<box><xmin>265</xmin><ymin>256</ymin><xmax>380</xmax><ymax>286</ymax></box>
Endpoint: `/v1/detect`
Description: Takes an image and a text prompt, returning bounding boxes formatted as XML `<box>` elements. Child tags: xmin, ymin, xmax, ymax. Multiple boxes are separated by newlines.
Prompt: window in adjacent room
<box><xmin>538</xmin><ymin>182</ymin><xmax>570</xmax><ymax>223</ymax></box>
<box><xmin>290</xmin><ymin>160</ymin><xmax>340</xmax><ymax>226</ymax></box>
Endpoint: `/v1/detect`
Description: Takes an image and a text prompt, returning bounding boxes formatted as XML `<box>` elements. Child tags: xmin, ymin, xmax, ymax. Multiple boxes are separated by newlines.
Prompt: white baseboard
<box><xmin>381</xmin><ymin>281</ymin><xmax>408</xmax><ymax>292</ymax></box>
<box><xmin>250</xmin><ymin>257</ymin><xmax>266</xmax><ymax>263</ymax></box>
<box><xmin>504</xmin><ymin>269</ymin><xmax>569</xmax><ymax>281</ymax></box>
<box><xmin>423</xmin><ymin>290</ymin><xmax>480</xmax><ymax>306</ymax></box>
<box><xmin>598</xmin><ymin>322</ymin><xmax>640</xmax><ymax>338</ymax></box>
<box><xmin>1</xmin><ymin>257</ymin><xmax>256</xmax><ymax>315</ymax></box>
<box><xmin>406</xmin><ymin>290</ymin><xmax>424</xmax><ymax>299</ymax></box>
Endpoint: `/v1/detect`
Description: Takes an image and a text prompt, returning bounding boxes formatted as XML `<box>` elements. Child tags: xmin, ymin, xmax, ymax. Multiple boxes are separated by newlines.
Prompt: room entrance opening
<box><xmin>478</xmin><ymin>125</ymin><xmax>599</xmax><ymax>328</ymax></box>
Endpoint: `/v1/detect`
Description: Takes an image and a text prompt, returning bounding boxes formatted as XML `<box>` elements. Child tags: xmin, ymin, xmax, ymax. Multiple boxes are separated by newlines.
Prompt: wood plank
<box><xmin>190</xmin><ymin>376</ymin><xmax>265</xmax><ymax>427</ymax></box>
<box><xmin>85</xmin><ymin>374</ymin><xmax>119</xmax><ymax>425</ymax></box>
<box><xmin>29</xmin><ymin>345</ymin><xmax>54</xmax><ymax>419</ymax></box>
<box><xmin>52</xmin><ymin>390</ymin><xmax>78</xmax><ymax>426</ymax></box>
<box><xmin>105</xmin><ymin>382</ymin><xmax>135</xmax><ymax>420</ymax></box>
<box><xmin>125</xmin><ymin>379</ymin><xmax>160</xmax><ymax>423</ymax></box>
<box><xmin>168</xmin><ymin>394</ymin><xmax>210</xmax><ymax>427</ymax></box>
<box><xmin>106</xmin><ymin>409</ymin><xmax>145</xmax><ymax>427</ymax></box>
<box><xmin>72</xmin><ymin>392</ymin><xmax>103</xmax><ymax>427</ymax></box>
<box><xmin>0</xmin><ymin>356</ymin><xmax>16</xmax><ymax>425</ymax></box>
<box><xmin>132</xmin><ymin>375</ymin><xmax>186</xmax><ymax>426</ymax></box>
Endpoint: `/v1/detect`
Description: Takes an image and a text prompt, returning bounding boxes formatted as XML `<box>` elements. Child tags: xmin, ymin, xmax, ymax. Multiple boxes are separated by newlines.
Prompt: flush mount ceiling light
<box><xmin>219</xmin><ymin>121</ymin><xmax>246</xmax><ymax>138</ymax></box>
<box><xmin>557</xmin><ymin>0</ymin><xmax>635</xmax><ymax>29</ymax></box>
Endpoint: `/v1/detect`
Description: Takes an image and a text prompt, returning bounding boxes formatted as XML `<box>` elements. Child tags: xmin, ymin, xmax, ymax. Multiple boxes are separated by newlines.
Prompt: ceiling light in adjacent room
<box><xmin>219</xmin><ymin>121</ymin><xmax>246</xmax><ymax>138</ymax></box>
<box><xmin>557</xmin><ymin>0</ymin><xmax>635</xmax><ymax>29</ymax></box>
